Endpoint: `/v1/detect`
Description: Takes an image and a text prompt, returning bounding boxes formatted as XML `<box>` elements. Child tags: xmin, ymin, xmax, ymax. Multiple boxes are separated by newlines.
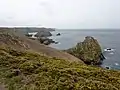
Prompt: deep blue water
<box><xmin>49</xmin><ymin>29</ymin><xmax>120</xmax><ymax>70</ymax></box>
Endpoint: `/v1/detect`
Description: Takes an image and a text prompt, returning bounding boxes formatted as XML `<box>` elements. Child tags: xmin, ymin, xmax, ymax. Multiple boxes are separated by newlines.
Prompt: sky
<box><xmin>0</xmin><ymin>0</ymin><xmax>120</xmax><ymax>29</ymax></box>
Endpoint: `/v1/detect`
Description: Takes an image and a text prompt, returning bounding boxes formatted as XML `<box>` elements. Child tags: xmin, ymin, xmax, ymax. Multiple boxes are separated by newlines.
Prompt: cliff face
<box><xmin>67</xmin><ymin>36</ymin><xmax>105</xmax><ymax>65</ymax></box>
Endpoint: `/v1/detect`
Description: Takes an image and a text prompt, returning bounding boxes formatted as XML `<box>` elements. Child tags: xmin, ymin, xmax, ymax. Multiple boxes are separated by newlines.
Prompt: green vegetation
<box><xmin>0</xmin><ymin>47</ymin><xmax>120</xmax><ymax>90</ymax></box>
<box><xmin>67</xmin><ymin>36</ymin><xmax>104</xmax><ymax>65</ymax></box>
<box><xmin>0</xmin><ymin>30</ymin><xmax>29</xmax><ymax>49</ymax></box>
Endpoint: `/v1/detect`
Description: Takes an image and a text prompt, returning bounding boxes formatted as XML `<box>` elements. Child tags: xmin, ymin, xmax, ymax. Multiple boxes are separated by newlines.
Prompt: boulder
<box><xmin>55</xmin><ymin>42</ymin><xmax>59</xmax><ymax>44</ymax></box>
<box><xmin>35</xmin><ymin>31</ymin><xmax>52</xmax><ymax>37</ymax></box>
<box><xmin>39</xmin><ymin>37</ymin><xmax>55</xmax><ymax>45</ymax></box>
<box><xmin>43</xmin><ymin>39</ymin><xmax>55</xmax><ymax>45</ymax></box>
<box><xmin>56</xmin><ymin>33</ymin><xmax>61</xmax><ymax>36</ymax></box>
<box><xmin>39</xmin><ymin>37</ymin><xmax>48</xmax><ymax>43</ymax></box>
<box><xmin>66</xmin><ymin>36</ymin><xmax>105</xmax><ymax>65</ymax></box>
<box><xmin>43</xmin><ymin>40</ymin><xmax>50</xmax><ymax>45</ymax></box>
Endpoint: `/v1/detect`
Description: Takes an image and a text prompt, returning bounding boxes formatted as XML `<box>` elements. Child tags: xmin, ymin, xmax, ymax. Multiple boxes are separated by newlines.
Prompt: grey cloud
<box><xmin>0</xmin><ymin>0</ymin><xmax>120</xmax><ymax>29</ymax></box>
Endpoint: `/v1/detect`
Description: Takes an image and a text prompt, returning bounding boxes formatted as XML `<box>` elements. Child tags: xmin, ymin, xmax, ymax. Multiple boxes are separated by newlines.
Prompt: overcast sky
<box><xmin>0</xmin><ymin>0</ymin><xmax>120</xmax><ymax>29</ymax></box>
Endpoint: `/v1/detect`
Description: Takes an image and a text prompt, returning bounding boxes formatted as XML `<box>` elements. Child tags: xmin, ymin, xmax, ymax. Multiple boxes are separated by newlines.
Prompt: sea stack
<box><xmin>66</xmin><ymin>36</ymin><xmax>105</xmax><ymax>65</ymax></box>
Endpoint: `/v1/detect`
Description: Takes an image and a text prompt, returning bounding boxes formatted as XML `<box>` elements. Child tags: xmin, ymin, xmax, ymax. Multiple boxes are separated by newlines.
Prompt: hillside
<box><xmin>0</xmin><ymin>46</ymin><xmax>120</xmax><ymax>90</ymax></box>
<box><xmin>0</xmin><ymin>30</ymin><xmax>120</xmax><ymax>90</ymax></box>
<box><xmin>0</xmin><ymin>29</ymin><xmax>83</xmax><ymax>63</ymax></box>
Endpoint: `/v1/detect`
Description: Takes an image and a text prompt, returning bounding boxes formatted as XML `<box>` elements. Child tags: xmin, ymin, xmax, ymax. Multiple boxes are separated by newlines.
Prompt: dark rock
<box><xmin>107</xmin><ymin>48</ymin><xmax>112</xmax><ymax>51</ymax></box>
<box><xmin>51</xmin><ymin>40</ymin><xmax>55</xmax><ymax>43</ymax></box>
<box><xmin>39</xmin><ymin>37</ymin><xmax>55</xmax><ymax>45</ymax></box>
<box><xmin>39</xmin><ymin>37</ymin><xmax>48</xmax><ymax>43</ymax></box>
<box><xmin>55</xmin><ymin>42</ymin><xmax>59</xmax><ymax>44</ymax></box>
<box><xmin>35</xmin><ymin>31</ymin><xmax>52</xmax><ymax>37</ymax></box>
<box><xmin>25</xmin><ymin>34</ymin><xmax>32</xmax><ymax>37</ymax></box>
<box><xmin>12</xmin><ymin>69</ymin><xmax>21</xmax><ymax>76</ymax></box>
<box><xmin>43</xmin><ymin>40</ymin><xmax>50</xmax><ymax>45</ymax></box>
<box><xmin>24</xmin><ymin>27</ymin><xmax>54</xmax><ymax>38</ymax></box>
<box><xmin>66</xmin><ymin>36</ymin><xmax>105</xmax><ymax>65</ymax></box>
<box><xmin>56</xmin><ymin>33</ymin><xmax>61</xmax><ymax>36</ymax></box>
<box><xmin>100</xmin><ymin>53</ymin><xmax>105</xmax><ymax>60</ymax></box>
<box><xmin>105</xmin><ymin>66</ymin><xmax>110</xmax><ymax>70</ymax></box>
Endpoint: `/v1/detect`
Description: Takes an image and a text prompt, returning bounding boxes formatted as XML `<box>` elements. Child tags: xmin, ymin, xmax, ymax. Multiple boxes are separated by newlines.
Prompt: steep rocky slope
<box><xmin>66</xmin><ymin>36</ymin><xmax>105</xmax><ymax>65</ymax></box>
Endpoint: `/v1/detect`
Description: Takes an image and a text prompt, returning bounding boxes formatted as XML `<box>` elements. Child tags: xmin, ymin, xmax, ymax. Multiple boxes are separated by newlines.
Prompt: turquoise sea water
<box><xmin>49</xmin><ymin>29</ymin><xmax>120</xmax><ymax>70</ymax></box>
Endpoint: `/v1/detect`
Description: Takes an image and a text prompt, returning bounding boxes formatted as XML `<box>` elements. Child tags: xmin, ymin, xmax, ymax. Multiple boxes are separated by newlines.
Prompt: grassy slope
<box><xmin>0</xmin><ymin>47</ymin><xmax>120</xmax><ymax>90</ymax></box>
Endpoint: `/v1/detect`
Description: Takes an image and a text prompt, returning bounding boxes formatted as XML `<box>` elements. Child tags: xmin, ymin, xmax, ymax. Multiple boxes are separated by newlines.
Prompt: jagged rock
<box><xmin>56</xmin><ymin>33</ymin><xmax>61</xmax><ymax>36</ymax></box>
<box><xmin>39</xmin><ymin>37</ymin><xmax>47</xmax><ymax>43</ymax></box>
<box><xmin>105</xmin><ymin>66</ymin><xmax>111</xmax><ymax>70</ymax></box>
<box><xmin>39</xmin><ymin>37</ymin><xmax>55</xmax><ymax>45</ymax></box>
<box><xmin>55</xmin><ymin>42</ymin><xmax>59</xmax><ymax>44</ymax></box>
<box><xmin>35</xmin><ymin>31</ymin><xmax>52</xmax><ymax>37</ymax></box>
<box><xmin>66</xmin><ymin>36</ymin><xmax>105</xmax><ymax>65</ymax></box>
<box><xmin>43</xmin><ymin>40</ymin><xmax>50</xmax><ymax>45</ymax></box>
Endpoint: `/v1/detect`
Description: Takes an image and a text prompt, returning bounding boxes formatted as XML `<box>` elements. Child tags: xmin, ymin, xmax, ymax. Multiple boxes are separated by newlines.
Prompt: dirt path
<box><xmin>0</xmin><ymin>84</ymin><xmax>6</xmax><ymax>90</ymax></box>
<box><xmin>24</xmin><ymin>38</ymin><xmax>84</xmax><ymax>63</ymax></box>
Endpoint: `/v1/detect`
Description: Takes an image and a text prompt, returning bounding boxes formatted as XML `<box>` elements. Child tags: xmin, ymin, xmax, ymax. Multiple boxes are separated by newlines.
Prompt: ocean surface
<box><xmin>49</xmin><ymin>29</ymin><xmax>120</xmax><ymax>70</ymax></box>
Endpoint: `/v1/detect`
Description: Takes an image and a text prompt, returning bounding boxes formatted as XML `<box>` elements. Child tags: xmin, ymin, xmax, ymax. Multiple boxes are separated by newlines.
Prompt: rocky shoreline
<box><xmin>25</xmin><ymin>28</ymin><xmax>60</xmax><ymax>45</ymax></box>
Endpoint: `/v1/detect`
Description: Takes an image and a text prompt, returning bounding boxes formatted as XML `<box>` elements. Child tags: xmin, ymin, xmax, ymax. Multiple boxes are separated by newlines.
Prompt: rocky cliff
<box><xmin>67</xmin><ymin>36</ymin><xmax>105</xmax><ymax>65</ymax></box>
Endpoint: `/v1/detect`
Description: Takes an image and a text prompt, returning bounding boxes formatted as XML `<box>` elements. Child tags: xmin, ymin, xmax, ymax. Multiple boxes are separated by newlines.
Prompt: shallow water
<box><xmin>49</xmin><ymin>29</ymin><xmax>120</xmax><ymax>70</ymax></box>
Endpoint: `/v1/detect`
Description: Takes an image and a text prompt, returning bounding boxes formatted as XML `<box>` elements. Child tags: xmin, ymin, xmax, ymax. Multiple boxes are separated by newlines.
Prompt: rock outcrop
<box><xmin>35</xmin><ymin>30</ymin><xmax>52</xmax><ymax>37</ymax></box>
<box><xmin>56</xmin><ymin>33</ymin><xmax>61</xmax><ymax>36</ymax></box>
<box><xmin>67</xmin><ymin>36</ymin><xmax>105</xmax><ymax>65</ymax></box>
<box><xmin>38</xmin><ymin>37</ymin><xmax>55</xmax><ymax>45</ymax></box>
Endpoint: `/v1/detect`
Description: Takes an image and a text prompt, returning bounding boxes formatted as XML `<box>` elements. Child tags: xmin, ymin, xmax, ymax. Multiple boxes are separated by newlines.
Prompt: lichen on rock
<box><xmin>67</xmin><ymin>36</ymin><xmax>105</xmax><ymax>65</ymax></box>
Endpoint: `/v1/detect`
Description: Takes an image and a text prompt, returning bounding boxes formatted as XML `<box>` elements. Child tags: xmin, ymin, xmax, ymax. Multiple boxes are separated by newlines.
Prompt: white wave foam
<box><xmin>105</xmin><ymin>57</ymin><xmax>108</xmax><ymax>59</ymax></box>
<box><xmin>115</xmin><ymin>63</ymin><xmax>119</xmax><ymax>66</ymax></box>
<box><xmin>104</xmin><ymin>48</ymin><xmax>115</xmax><ymax>52</ymax></box>
<box><xmin>109</xmin><ymin>52</ymin><xmax>114</xmax><ymax>55</ymax></box>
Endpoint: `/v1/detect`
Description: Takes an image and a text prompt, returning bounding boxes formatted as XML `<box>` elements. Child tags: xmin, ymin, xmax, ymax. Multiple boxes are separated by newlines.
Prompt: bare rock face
<box><xmin>67</xmin><ymin>36</ymin><xmax>105</xmax><ymax>65</ymax></box>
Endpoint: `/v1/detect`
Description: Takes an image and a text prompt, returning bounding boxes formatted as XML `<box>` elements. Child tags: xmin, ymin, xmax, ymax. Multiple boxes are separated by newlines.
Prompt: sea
<box><xmin>49</xmin><ymin>29</ymin><xmax>120</xmax><ymax>70</ymax></box>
